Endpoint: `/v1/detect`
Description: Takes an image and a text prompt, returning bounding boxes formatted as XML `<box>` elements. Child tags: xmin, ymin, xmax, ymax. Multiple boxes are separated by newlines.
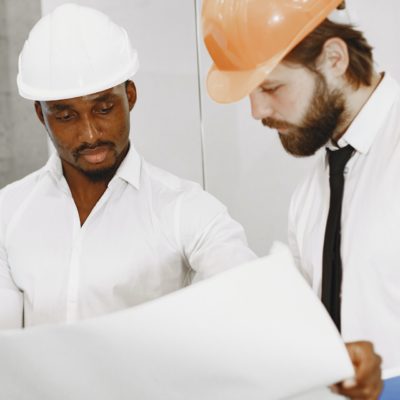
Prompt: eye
<box><xmin>55</xmin><ymin>111</ymin><xmax>76</xmax><ymax>122</ymax></box>
<box><xmin>95</xmin><ymin>103</ymin><xmax>114</xmax><ymax>114</ymax></box>
<box><xmin>262</xmin><ymin>85</ymin><xmax>281</xmax><ymax>94</ymax></box>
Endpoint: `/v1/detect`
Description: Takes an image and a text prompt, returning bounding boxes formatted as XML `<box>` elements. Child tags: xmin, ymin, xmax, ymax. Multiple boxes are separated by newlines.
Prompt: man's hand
<box><xmin>331</xmin><ymin>341</ymin><xmax>382</xmax><ymax>400</ymax></box>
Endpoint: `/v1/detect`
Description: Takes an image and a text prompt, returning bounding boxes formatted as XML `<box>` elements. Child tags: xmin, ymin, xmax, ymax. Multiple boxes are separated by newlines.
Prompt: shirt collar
<box><xmin>332</xmin><ymin>73</ymin><xmax>400</xmax><ymax>153</ymax></box>
<box><xmin>40</xmin><ymin>145</ymin><xmax>142</xmax><ymax>190</ymax></box>
<box><xmin>114</xmin><ymin>146</ymin><xmax>141</xmax><ymax>189</ymax></box>
<box><xmin>41</xmin><ymin>151</ymin><xmax>63</xmax><ymax>182</ymax></box>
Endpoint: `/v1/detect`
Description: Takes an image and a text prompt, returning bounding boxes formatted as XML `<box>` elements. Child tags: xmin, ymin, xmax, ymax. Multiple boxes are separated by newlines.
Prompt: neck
<box><xmin>333</xmin><ymin>71</ymin><xmax>383</xmax><ymax>141</ymax></box>
<box><xmin>62</xmin><ymin>144</ymin><xmax>129</xmax><ymax>204</ymax></box>
<box><xmin>61</xmin><ymin>145</ymin><xmax>129</xmax><ymax>226</ymax></box>
<box><xmin>62</xmin><ymin>161</ymin><xmax>109</xmax><ymax>202</ymax></box>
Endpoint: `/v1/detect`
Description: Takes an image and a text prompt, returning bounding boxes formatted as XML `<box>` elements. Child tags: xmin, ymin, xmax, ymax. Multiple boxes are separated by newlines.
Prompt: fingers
<box><xmin>335</xmin><ymin>341</ymin><xmax>383</xmax><ymax>400</ymax></box>
<box><xmin>336</xmin><ymin>378</ymin><xmax>383</xmax><ymax>400</ymax></box>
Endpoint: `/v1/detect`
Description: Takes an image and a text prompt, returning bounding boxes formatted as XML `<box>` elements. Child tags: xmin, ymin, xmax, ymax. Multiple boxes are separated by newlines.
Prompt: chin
<box><xmin>77</xmin><ymin>158</ymin><xmax>119</xmax><ymax>181</ymax></box>
<box><xmin>81</xmin><ymin>166</ymin><xmax>118</xmax><ymax>182</ymax></box>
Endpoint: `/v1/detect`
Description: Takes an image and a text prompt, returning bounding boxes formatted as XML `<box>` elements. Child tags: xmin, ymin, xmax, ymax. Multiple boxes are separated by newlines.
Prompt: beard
<box><xmin>72</xmin><ymin>140</ymin><xmax>126</xmax><ymax>183</ymax></box>
<box><xmin>262</xmin><ymin>74</ymin><xmax>347</xmax><ymax>156</ymax></box>
<box><xmin>79</xmin><ymin>165</ymin><xmax>118</xmax><ymax>182</ymax></box>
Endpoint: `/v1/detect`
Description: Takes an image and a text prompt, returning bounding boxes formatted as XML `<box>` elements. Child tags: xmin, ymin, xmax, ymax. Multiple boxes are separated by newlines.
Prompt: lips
<box><xmin>79</xmin><ymin>145</ymin><xmax>110</xmax><ymax>164</ymax></box>
<box><xmin>278</xmin><ymin>127</ymin><xmax>289</xmax><ymax>134</ymax></box>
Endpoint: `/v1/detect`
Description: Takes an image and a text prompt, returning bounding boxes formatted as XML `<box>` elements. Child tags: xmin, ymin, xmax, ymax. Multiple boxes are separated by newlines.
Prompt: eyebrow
<box><xmin>48</xmin><ymin>104</ymin><xmax>72</xmax><ymax>112</ymax></box>
<box><xmin>47</xmin><ymin>93</ymin><xmax>118</xmax><ymax>112</ymax></box>
<box><xmin>86</xmin><ymin>93</ymin><xmax>118</xmax><ymax>103</ymax></box>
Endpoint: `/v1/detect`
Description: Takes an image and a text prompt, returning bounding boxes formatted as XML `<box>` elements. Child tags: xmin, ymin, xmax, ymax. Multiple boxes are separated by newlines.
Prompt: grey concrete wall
<box><xmin>0</xmin><ymin>0</ymin><xmax>48</xmax><ymax>188</ymax></box>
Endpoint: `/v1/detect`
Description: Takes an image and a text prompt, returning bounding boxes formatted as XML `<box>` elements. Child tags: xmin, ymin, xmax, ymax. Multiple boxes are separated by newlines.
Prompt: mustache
<box><xmin>73</xmin><ymin>140</ymin><xmax>116</xmax><ymax>158</ymax></box>
<box><xmin>262</xmin><ymin>118</ymin><xmax>292</xmax><ymax>130</ymax></box>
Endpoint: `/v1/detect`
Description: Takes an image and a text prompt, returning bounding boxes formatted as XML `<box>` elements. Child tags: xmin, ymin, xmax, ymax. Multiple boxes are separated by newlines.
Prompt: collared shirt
<box><xmin>288</xmin><ymin>73</ymin><xmax>400</xmax><ymax>370</ymax></box>
<box><xmin>0</xmin><ymin>148</ymin><xmax>256</xmax><ymax>329</ymax></box>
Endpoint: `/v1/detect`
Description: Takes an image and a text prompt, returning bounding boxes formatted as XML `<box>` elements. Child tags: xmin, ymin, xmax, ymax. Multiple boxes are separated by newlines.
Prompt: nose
<box><xmin>249</xmin><ymin>90</ymin><xmax>274</xmax><ymax>120</ymax></box>
<box><xmin>78</xmin><ymin>114</ymin><xmax>102</xmax><ymax>143</ymax></box>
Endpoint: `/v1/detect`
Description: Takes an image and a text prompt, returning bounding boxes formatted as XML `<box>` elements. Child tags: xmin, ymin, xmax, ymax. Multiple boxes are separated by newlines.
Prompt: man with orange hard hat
<box><xmin>202</xmin><ymin>0</ymin><xmax>400</xmax><ymax>398</ymax></box>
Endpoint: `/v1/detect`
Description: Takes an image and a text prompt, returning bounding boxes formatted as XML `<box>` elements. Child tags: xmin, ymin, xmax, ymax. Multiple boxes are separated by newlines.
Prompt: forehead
<box><xmin>43</xmin><ymin>84</ymin><xmax>125</xmax><ymax>110</ymax></box>
<box><xmin>261</xmin><ymin>62</ymin><xmax>313</xmax><ymax>85</ymax></box>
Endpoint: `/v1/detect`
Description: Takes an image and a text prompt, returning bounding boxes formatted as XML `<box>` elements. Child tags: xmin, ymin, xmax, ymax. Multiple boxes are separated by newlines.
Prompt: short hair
<box><xmin>284</xmin><ymin>19</ymin><xmax>374</xmax><ymax>88</ymax></box>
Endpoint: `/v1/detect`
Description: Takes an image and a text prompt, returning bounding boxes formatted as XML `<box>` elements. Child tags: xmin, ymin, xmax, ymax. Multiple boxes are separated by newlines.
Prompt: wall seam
<box><xmin>193</xmin><ymin>0</ymin><xmax>207</xmax><ymax>190</ymax></box>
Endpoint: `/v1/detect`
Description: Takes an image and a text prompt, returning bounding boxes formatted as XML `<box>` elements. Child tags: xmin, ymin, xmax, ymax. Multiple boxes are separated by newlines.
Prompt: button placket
<box><xmin>64</xmin><ymin>182</ymin><xmax>119</xmax><ymax>323</ymax></box>
<box><xmin>65</xmin><ymin>202</ymin><xmax>83</xmax><ymax>323</ymax></box>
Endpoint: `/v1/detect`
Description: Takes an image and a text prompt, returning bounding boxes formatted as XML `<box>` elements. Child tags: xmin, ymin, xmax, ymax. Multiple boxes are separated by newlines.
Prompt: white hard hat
<box><xmin>17</xmin><ymin>3</ymin><xmax>139</xmax><ymax>101</ymax></box>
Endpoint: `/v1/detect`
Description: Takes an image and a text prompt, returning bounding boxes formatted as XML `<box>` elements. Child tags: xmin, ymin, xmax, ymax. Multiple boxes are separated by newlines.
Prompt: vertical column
<box><xmin>0</xmin><ymin>0</ymin><xmax>48</xmax><ymax>188</ymax></box>
<box><xmin>0</xmin><ymin>0</ymin><xmax>12</xmax><ymax>182</ymax></box>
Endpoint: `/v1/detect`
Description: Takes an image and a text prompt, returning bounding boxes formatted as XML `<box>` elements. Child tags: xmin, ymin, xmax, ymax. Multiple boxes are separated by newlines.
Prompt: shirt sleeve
<box><xmin>177</xmin><ymin>188</ymin><xmax>257</xmax><ymax>282</ymax></box>
<box><xmin>0</xmin><ymin>190</ymin><xmax>23</xmax><ymax>329</ymax></box>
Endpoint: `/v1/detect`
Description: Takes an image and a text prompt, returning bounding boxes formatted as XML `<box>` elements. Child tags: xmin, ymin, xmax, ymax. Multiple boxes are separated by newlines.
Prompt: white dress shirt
<box><xmin>288</xmin><ymin>73</ymin><xmax>400</xmax><ymax>370</ymax></box>
<box><xmin>0</xmin><ymin>147</ymin><xmax>256</xmax><ymax>329</ymax></box>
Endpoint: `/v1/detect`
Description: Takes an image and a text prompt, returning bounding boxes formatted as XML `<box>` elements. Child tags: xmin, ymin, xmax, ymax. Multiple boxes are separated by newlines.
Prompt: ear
<box><xmin>316</xmin><ymin>37</ymin><xmax>349</xmax><ymax>82</ymax></box>
<box><xmin>125</xmin><ymin>80</ymin><xmax>137</xmax><ymax>111</ymax></box>
<box><xmin>34</xmin><ymin>101</ymin><xmax>46</xmax><ymax>125</ymax></box>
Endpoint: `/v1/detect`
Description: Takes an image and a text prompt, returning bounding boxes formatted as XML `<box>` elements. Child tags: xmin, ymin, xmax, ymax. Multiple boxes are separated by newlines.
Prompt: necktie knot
<box><xmin>327</xmin><ymin>145</ymin><xmax>354</xmax><ymax>176</ymax></box>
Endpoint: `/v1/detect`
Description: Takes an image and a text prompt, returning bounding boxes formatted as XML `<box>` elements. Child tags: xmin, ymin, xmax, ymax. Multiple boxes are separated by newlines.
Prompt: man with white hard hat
<box><xmin>0</xmin><ymin>3</ymin><xmax>256</xmax><ymax>329</ymax></box>
<box><xmin>202</xmin><ymin>0</ymin><xmax>396</xmax><ymax>398</ymax></box>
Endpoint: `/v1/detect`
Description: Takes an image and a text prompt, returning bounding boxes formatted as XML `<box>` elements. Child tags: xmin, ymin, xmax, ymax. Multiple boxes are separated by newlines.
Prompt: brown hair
<box><xmin>284</xmin><ymin>19</ymin><xmax>374</xmax><ymax>88</ymax></box>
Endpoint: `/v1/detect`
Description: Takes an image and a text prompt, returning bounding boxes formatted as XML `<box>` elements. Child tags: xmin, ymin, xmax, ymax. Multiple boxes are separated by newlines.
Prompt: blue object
<box><xmin>380</xmin><ymin>376</ymin><xmax>400</xmax><ymax>400</ymax></box>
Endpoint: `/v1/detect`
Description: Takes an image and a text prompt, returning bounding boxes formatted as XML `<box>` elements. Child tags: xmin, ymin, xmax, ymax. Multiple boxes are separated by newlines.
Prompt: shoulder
<box><xmin>140</xmin><ymin>161</ymin><xmax>228</xmax><ymax>245</ymax></box>
<box><xmin>142</xmin><ymin>161</ymin><xmax>203</xmax><ymax>195</ymax></box>
<box><xmin>0</xmin><ymin>167</ymin><xmax>46</xmax><ymax>225</ymax></box>
<box><xmin>142</xmin><ymin>161</ymin><xmax>226</xmax><ymax>215</ymax></box>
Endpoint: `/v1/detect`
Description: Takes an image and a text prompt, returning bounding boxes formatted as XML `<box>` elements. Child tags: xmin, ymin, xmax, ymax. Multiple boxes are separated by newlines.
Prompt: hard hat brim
<box><xmin>17</xmin><ymin>58</ymin><xmax>138</xmax><ymax>101</ymax></box>
<box><xmin>206</xmin><ymin>51</ymin><xmax>284</xmax><ymax>104</ymax></box>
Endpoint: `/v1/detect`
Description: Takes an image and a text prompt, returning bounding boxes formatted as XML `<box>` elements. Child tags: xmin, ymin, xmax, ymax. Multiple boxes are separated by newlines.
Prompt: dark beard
<box><xmin>72</xmin><ymin>140</ymin><xmax>128</xmax><ymax>182</ymax></box>
<box><xmin>263</xmin><ymin>75</ymin><xmax>346</xmax><ymax>157</ymax></box>
<box><xmin>79</xmin><ymin>165</ymin><xmax>119</xmax><ymax>182</ymax></box>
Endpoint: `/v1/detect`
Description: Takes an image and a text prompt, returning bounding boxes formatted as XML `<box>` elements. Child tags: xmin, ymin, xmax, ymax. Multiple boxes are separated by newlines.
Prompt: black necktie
<box><xmin>322</xmin><ymin>145</ymin><xmax>354</xmax><ymax>332</ymax></box>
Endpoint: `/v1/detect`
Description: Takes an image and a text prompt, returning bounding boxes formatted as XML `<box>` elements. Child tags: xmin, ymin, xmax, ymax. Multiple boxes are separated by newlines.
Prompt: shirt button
<box><xmin>344</xmin><ymin>167</ymin><xmax>349</xmax><ymax>174</ymax></box>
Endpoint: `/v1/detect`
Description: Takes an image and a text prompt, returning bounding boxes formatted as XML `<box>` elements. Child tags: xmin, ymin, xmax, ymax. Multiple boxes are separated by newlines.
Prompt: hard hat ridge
<box><xmin>17</xmin><ymin>3</ymin><xmax>139</xmax><ymax>101</ymax></box>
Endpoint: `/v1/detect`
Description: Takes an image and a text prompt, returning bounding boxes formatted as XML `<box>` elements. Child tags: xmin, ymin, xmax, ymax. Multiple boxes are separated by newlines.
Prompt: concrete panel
<box><xmin>0</xmin><ymin>0</ymin><xmax>48</xmax><ymax>188</ymax></box>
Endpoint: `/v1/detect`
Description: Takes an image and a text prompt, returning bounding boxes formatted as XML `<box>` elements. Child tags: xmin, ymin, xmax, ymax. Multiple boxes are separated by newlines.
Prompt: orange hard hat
<box><xmin>202</xmin><ymin>0</ymin><xmax>344</xmax><ymax>103</ymax></box>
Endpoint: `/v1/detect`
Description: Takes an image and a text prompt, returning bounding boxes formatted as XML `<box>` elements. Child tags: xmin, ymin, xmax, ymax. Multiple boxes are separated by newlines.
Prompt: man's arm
<box><xmin>177</xmin><ymin>188</ymin><xmax>256</xmax><ymax>281</ymax></box>
<box><xmin>0</xmin><ymin>244</ymin><xmax>23</xmax><ymax>329</ymax></box>
<box><xmin>0</xmin><ymin>191</ymin><xmax>23</xmax><ymax>329</ymax></box>
<box><xmin>332</xmin><ymin>341</ymin><xmax>383</xmax><ymax>400</ymax></box>
<box><xmin>185</xmin><ymin>208</ymin><xmax>257</xmax><ymax>282</ymax></box>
